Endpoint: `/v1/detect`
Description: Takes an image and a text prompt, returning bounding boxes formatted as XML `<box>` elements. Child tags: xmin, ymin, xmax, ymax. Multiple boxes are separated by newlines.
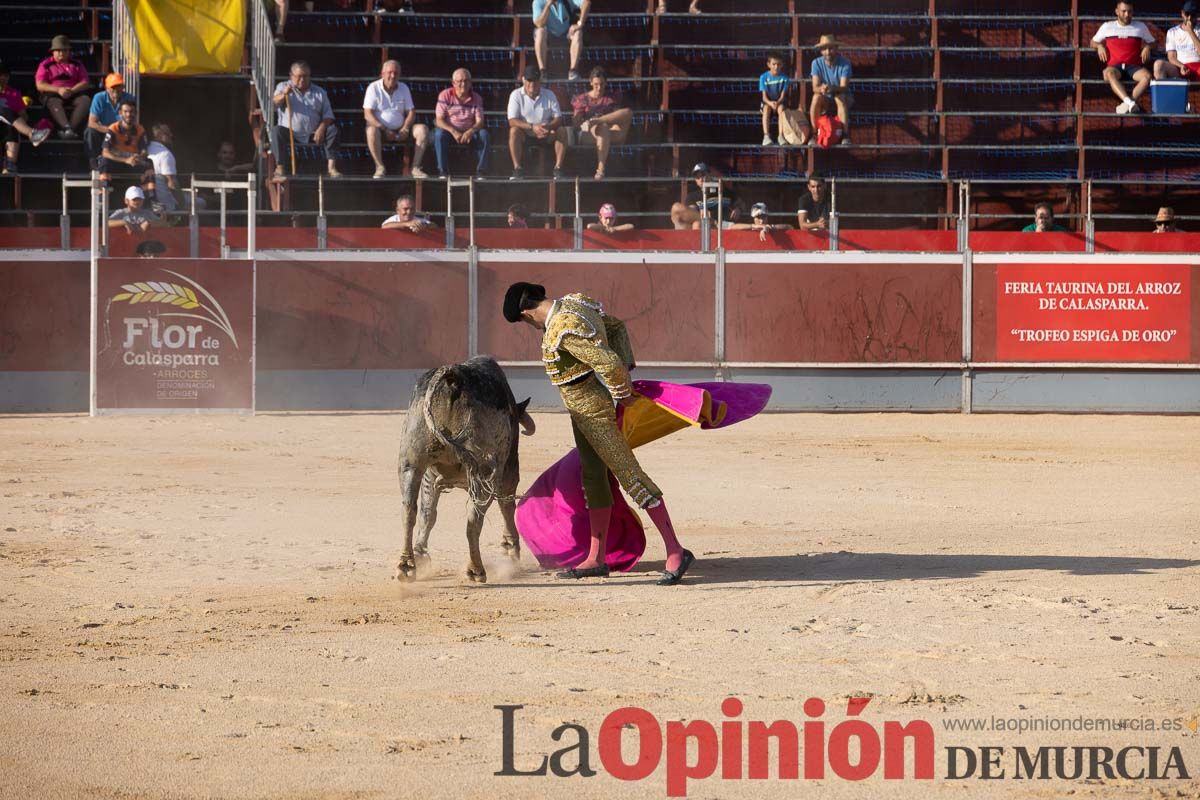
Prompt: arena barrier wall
<box><xmin>2</xmin><ymin>242</ymin><xmax>1198</xmax><ymax>413</ymax></box>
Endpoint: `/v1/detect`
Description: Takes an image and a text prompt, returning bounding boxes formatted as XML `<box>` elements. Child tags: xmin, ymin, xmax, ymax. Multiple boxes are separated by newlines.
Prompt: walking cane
<box><xmin>283</xmin><ymin>88</ymin><xmax>296</xmax><ymax>176</ymax></box>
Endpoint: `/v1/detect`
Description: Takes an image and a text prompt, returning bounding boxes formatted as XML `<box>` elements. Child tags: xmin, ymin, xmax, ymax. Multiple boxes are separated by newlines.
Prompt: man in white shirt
<box><xmin>146</xmin><ymin>123</ymin><xmax>204</xmax><ymax>214</ymax></box>
<box><xmin>1155</xmin><ymin>0</ymin><xmax>1200</xmax><ymax>82</ymax></box>
<box><xmin>363</xmin><ymin>60</ymin><xmax>429</xmax><ymax>179</ymax></box>
<box><xmin>381</xmin><ymin>194</ymin><xmax>435</xmax><ymax>232</ymax></box>
<box><xmin>507</xmin><ymin>65</ymin><xmax>567</xmax><ymax>180</ymax></box>
<box><xmin>1091</xmin><ymin>1</ymin><xmax>1157</xmax><ymax>113</ymax></box>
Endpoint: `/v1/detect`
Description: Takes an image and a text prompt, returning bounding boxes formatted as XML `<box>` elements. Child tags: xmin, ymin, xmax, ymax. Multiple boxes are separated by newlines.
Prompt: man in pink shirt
<box><xmin>1092</xmin><ymin>1</ymin><xmax>1157</xmax><ymax>113</ymax></box>
<box><xmin>433</xmin><ymin>68</ymin><xmax>489</xmax><ymax>176</ymax></box>
<box><xmin>34</xmin><ymin>35</ymin><xmax>90</xmax><ymax>139</ymax></box>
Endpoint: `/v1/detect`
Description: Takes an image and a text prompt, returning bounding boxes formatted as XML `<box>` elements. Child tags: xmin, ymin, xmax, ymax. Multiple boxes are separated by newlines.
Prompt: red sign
<box><xmin>995</xmin><ymin>263</ymin><xmax>1191</xmax><ymax>362</ymax></box>
<box><xmin>95</xmin><ymin>258</ymin><xmax>254</xmax><ymax>412</ymax></box>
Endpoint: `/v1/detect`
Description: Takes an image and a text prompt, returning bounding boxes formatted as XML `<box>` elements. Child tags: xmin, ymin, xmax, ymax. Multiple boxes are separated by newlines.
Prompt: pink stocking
<box><xmin>646</xmin><ymin>500</ymin><xmax>684</xmax><ymax>570</ymax></box>
<box><xmin>584</xmin><ymin>506</ymin><xmax>611</xmax><ymax>567</ymax></box>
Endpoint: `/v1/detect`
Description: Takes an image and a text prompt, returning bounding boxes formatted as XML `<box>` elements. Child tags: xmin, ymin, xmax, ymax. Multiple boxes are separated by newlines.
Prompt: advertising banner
<box><xmin>995</xmin><ymin>264</ymin><xmax>1192</xmax><ymax>362</ymax></box>
<box><xmin>94</xmin><ymin>258</ymin><xmax>254</xmax><ymax>413</ymax></box>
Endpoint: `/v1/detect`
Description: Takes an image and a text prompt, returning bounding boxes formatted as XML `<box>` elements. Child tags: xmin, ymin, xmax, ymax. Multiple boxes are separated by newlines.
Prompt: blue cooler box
<box><xmin>1151</xmin><ymin>80</ymin><xmax>1188</xmax><ymax>113</ymax></box>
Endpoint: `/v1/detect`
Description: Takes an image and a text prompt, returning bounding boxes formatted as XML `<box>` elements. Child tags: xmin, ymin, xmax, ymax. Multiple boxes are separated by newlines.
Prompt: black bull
<box><xmin>396</xmin><ymin>356</ymin><xmax>535</xmax><ymax>583</ymax></box>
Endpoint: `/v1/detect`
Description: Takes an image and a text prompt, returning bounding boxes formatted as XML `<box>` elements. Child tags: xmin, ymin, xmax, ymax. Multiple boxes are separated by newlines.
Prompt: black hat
<box><xmin>1184</xmin><ymin>0</ymin><xmax>1198</xmax><ymax>13</ymax></box>
<box><xmin>522</xmin><ymin>64</ymin><xmax>541</xmax><ymax>82</ymax></box>
<box><xmin>503</xmin><ymin>282</ymin><xmax>546</xmax><ymax>323</ymax></box>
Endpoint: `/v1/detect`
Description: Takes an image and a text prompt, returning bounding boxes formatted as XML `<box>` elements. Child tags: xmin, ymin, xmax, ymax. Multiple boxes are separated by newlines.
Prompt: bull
<box><xmin>396</xmin><ymin>356</ymin><xmax>534</xmax><ymax>583</ymax></box>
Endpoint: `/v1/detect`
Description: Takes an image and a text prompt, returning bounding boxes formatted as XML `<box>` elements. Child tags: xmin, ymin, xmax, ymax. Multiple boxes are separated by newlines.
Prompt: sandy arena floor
<box><xmin>1</xmin><ymin>410</ymin><xmax>1198</xmax><ymax>799</ymax></box>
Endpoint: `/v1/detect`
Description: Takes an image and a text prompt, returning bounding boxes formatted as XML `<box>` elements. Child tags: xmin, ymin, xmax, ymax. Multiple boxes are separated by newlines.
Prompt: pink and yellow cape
<box><xmin>515</xmin><ymin>381</ymin><xmax>772</xmax><ymax>571</ymax></box>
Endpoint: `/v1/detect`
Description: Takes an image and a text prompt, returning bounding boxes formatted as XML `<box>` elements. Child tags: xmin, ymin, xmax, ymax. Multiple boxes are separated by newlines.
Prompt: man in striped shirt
<box><xmin>433</xmin><ymin>68</ymin><xmax>489</xmax><ymax>177</ymax></box>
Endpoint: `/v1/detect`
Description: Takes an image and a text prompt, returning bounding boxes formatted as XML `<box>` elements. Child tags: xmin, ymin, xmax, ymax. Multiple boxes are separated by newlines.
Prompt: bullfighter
<box><xmin>503</xmin><ymin>281</ymin><xmax>695</xmax><ymax>585</ymax></box>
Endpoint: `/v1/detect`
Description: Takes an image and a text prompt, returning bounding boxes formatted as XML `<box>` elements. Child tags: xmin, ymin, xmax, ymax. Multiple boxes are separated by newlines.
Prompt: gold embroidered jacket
<box><xmin>541</xmin><ymin>293</ymin><xmax>635</xmax><ymax>399</ymax></box>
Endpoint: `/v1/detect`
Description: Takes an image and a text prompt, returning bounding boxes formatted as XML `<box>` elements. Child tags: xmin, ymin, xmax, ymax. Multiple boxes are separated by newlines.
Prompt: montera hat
<box><xmin>503</xmin><ymin>282</ymin><xmax>547</xmax><ymax>323</ymax></box>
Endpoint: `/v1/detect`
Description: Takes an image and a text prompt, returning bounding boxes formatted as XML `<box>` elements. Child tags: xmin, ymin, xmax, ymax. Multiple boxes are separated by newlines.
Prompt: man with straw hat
<box><xmin>810</xmin><ymin>34</ymin><xmax>854</xmax><ymax>145</ymax></box>
<box><xmin>1154</xmin><ymin>206</ymin><xmax>1183</xmax><ymax>232</ymax></box>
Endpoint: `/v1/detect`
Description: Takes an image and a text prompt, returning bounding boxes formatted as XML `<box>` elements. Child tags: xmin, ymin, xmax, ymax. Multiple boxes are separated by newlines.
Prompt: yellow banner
<box><xmin>128</xmin><ymin>0</ymin><xmax>246</xmax><ymax>76</ymax></box>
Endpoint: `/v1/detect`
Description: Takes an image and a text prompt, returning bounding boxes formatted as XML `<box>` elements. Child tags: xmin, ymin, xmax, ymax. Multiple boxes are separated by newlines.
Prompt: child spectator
<box><xmin>759</xmin><ymin>52</ymin><xmax>790</xmax><ymax>146</ymax></box>
<box><xmin>587</xmin><ymin>203</ymin><xmax>635</xmax><ymax>232</ymax></box>
<box><xmin>507</xmin><ymin>203</ymin><xmax>529</xmax><ymax>228</ymax></box>
<box><xmin>108</xmin><ymin>186</ymin><xmax>161</xmax><ymax>235</ymax></box>
<box><xmin>728</xmin><ymin>202</ymin><xmax>794</xmax><ymax>240</ymax></box>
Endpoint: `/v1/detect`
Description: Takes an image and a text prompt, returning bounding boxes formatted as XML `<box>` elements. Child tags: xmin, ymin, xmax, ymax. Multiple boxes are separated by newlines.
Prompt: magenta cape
<box><xmin>515</xmin><ymin>380</ymin><xmax>772</xmax><ymax>571</ymax></box>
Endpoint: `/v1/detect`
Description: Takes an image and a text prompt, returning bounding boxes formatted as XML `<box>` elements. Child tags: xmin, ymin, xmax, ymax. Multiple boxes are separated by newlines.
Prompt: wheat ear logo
<box><xmin>111</xmin><ymin>269</ymin><xmax>239</xmax><ymax>348</ymax></box>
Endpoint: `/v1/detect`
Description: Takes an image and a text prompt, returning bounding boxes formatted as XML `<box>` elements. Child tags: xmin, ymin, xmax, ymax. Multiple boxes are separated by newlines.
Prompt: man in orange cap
<box><xmin>85</xmin><ymin>73</ymin><xmax>136</xmax><ymax>167</ymax></box>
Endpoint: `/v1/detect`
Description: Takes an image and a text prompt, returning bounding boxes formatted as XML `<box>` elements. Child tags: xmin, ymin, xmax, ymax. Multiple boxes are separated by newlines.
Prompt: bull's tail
<box><xmin>421</xmin><ymin>366</ymin><xmax>497</xmax><ymax>506</ymax></box>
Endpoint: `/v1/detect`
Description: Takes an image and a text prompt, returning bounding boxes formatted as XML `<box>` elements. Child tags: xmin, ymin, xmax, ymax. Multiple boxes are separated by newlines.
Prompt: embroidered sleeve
<box><xmin>602</xmin><ymin>315</ymin><xmax>635</xmax><ymax>370</ymax></box>
<box><xmin>560</xmin><ymin>331</ymin><xmax>632</xmax><ymax>400</ymax></box>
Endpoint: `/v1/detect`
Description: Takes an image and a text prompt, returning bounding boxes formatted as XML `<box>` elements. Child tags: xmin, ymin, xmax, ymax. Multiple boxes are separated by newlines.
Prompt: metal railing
<box><xmin>112</xmin><ymin>0</ymin><xmax>140</xmax><ymax>110</ymax></box>
<box><xmin>251</xmin><ymin>0</ymin><xmax>278</xmax><ymax>188</ymax></box>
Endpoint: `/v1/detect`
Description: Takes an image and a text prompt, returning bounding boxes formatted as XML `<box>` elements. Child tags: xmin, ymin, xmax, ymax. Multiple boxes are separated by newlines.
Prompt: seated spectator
<box><xmin>759</xmin><ymin>52</ymin><xmax>790</xmax><ymax>146</ymax></box>
<box><xmin>1022</xmin><ymin>202</ymin><xmax>1069</xmax><ymax>232</ymax></box>
<box><xmin>656</xmin><ymin>1</ymin><xmax>701</xmax><ymax>13</ymax></box>
<box><xmin>507</xmin><ymin>203</ymin><xmax>529</xmax><ymax>228</ymax></box>
<box><xmin>148</xmin><ymin>123</ymin><xmax>205</xmax><ymax>214</ymax></box>
<box><xmin>35</xmin><ymin>36</ymin><xmax>90</xmax><ymax>139</ymax></box>
<box><xmin>1154</xmin><ymin>206</ymin><xmax>1183</xmax><ymax>232</ymax></box>
<box><xmin>363</xmin><ymin>60</ymin><xmax>429</xmax><ymax>179</ymax></box>
<box><xmin>381</xmin><ymin>194</ymin><xmax>436</xmax><ymax>231</ymax></box>
<box><xmin>1155</xmin><ymin>1</ymin><xmax>1200</xmax><ymax>82</ymax></box>
<box><xmin>671</xmin><ymin>162</ymin><xmax>734</xmax><ymax>229</ymax></box>
<box><xmin>100</xmin><ymin>99</ymin><xmax>156</xmax><ymax>194</ymax></box>
<box><xmin>273</xmin><ymin>61</ymin><xmax>341</xmax><ymax>178</ymax></box>
<box><xmin>86</xmin><ymin>74</ymin><xmax>135</xmax><ymax>167</ymax></box>
<box><xmin>508</xmin><ymin>65</ymin><xmax>567</xmax><ymax>180</ymax></box>
<box><xmin>1092</xmin><ymin>2</ymin><xmax>1155</xmax><ymax>114</ymax></box>
<box><xmin>108</xmin><ymin>185</ymin><xmax>161</xmax><ymax>234</ymax></box>
<box><xmin>810</xmin><ymin>35</ymin><xmax>853</xmax><ymax>145</ymax></box>
<box><xmin>796</xmin><ymin>174</ymin><xmax>831</xmax><ymax>231</ymax></box>
<box><xmin>571</xmin><ymin>67</ymin><xmax>632</xmax><ymax>180</ymax></box>
<box><xmin>0</xmin><ymin>62</ymin><xmax>51</xmax><ymax>175</ymax></box>
<box><xmin>587</xmin><ymin>203</ymin><xmax>634</xmax><ymax>232</ymax></box>
<box><xmin>216</xmin><ymin>140</ymin><xmax>256</xmax><ymax>178</ymax></box>
<box><xmin>434</xmin><ymin>68</ymin><xmax>489</xmax><ymax>177</ymax></box>
<box><xmin>533</xmin><ymin>0</ymin><xmax>590</xmax><ymax>81</ymax></box>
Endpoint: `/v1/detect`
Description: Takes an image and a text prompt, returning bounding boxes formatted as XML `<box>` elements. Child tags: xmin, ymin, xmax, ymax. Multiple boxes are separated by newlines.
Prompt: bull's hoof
<box><xmin>414</xmin><ymin>550</ymin><xmax>433</xmax><ymax>569</ymax></box>
<box><xmin>393</xmin><ymin>559</ymin><xmax>417</xmax><ymax>582</ymax></box>
<box><xmin>466</xmin><ymin>568</ymin><xmax>488</xmax><ymax>583</ymax></box>
<box><xmin>501</xmin><ymin>540</ymin><xmax>521</xmax><ymax>562</ymax></box>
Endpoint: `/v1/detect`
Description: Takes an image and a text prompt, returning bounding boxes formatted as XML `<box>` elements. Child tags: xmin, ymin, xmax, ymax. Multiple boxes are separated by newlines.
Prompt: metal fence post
<box><xmin>1085</xmin><ymin>180</ymin><xmax>1095</xmax><ymax>253</ymax></box>
<box><xmin>60</xmin><ymin>173</ymin><xmax>70</xmax><ymax>250</ymax></box>
<box><xmin>573</xmin><ymin>177</ymin><xmax>582</xmax><ymax>250</ymax></box>
<box><xmin>829</xmin><ymin>178</ymin><xmax>839</xmax><ymax>251</ymax></box>
<box><xmin>962</xmin><ymin>247</ymin><xmax>974</xmax><ymax>414</ymax></box>
<box><xmin>316</xmin><ymin>174</ymin><xmax>327</xmax><ymax>249</ymax></box>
